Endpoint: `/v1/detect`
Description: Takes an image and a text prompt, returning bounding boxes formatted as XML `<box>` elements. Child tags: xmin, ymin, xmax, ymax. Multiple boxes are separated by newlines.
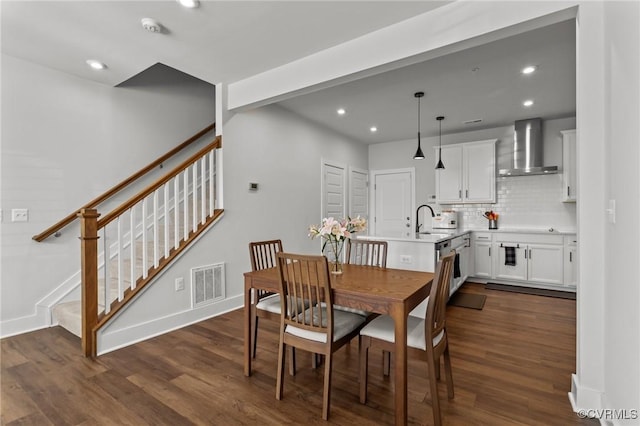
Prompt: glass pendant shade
<box><xmin>413</xmin><ymin>92</ymin><xmax>425</xmax><ymax>160</ymax></box>
<box><xmin>435</xmin><ymin>116</ymin><xmax>445</xmax><ymax>169</ymax></box>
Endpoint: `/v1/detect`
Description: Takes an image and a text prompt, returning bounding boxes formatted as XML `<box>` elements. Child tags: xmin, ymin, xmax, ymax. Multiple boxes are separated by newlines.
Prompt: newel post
<box><xmin>78</xmin><ymin>208</ymin><xmax>100</xmax><ymax>358</ymax></box>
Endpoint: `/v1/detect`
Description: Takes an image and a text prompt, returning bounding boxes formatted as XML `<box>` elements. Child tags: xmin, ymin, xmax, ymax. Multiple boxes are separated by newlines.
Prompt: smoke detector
<box><xmin>141</xmin><ymin>18</ymin><xmax>162</xmax><ymax>33</ymax></box>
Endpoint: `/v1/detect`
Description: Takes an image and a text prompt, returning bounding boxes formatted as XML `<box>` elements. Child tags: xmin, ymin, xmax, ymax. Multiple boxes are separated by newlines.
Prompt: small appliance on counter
<box><xmin>432</xmin><ymin>211</ymin><xmax>458</xmax><ymax>229</ymax></box>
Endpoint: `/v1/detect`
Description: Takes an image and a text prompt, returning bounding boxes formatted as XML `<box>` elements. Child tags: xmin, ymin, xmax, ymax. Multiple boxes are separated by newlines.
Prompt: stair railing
<box><xmin>79</xmin><ymin>135</ymin><xmax>223</xmax><ymax>357</ymax></box>
<box><xmin>33</xmin><ymin>123</ymin><xmax>216</xmax><ymax>242</ymax></box>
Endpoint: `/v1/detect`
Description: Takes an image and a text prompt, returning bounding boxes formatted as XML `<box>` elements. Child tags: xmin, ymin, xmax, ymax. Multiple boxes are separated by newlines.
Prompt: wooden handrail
<box><xmin>97</xmin><ymin>136</ymin><xmax>221</xmax><ymax>229</ymax></box>
<box><xmin>32</xmin><ymin>123</ymin><xmax>216</xmax><ymax>242</ymax></box>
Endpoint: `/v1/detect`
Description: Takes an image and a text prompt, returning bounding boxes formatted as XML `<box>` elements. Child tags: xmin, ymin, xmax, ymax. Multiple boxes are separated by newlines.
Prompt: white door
<box><xmin>322</xmin><ymin>162</ymin><xmax>345</xmax><ymax>220</ymax></box>
<box><xmin>349</xmin><ymin>167</ymin><xmax>368</xmax><ymax>222</ymax></box>
<box><xmin>373</xmin><ymin>170</ymin><xmax>413</xmax><ymax>238</ymax></box>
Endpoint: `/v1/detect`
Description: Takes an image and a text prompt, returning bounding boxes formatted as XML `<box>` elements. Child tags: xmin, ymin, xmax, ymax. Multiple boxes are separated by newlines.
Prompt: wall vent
<box><xmin>191</xmin><ymin>263</ymin><xmax>225</xmax><ymax>307</ymax></box>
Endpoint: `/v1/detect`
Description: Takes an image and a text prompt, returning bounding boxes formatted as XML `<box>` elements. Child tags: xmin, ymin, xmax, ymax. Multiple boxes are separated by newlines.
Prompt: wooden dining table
<box><xmin>243</xmin><ymin>263</ymin><xmax>434</xmax><ymax>426</ymax></box>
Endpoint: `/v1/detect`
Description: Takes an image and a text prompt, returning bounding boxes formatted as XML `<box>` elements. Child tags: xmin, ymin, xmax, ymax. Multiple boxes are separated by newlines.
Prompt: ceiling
<box><xmin>1</xmin><ymin>1</ymin><xmax>447</xmax><ymax>87</ymax></box>
<box><xmin>277</xmin><ymin>19</ymin><xmax>576</xmax><ymax>143</ymax></box>
<box><xmin>1</xmin><ymin>1</ymin><xmax>575</xmax><ymax>144</ymax></box>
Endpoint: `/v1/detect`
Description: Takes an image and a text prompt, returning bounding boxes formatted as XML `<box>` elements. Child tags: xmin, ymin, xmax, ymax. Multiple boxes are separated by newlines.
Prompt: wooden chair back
<box><xmin>345</xmin><ymin>239</ymin><xmax>388</xmax><ymax>267</ymax></box>
<box><xmin>426</xmin><ymin>251</ymin><xmax>456</xmax><ymax>343</ymax></box>
<box><xmin>249</xmin><ymin>239</ymin><xmax>283</xmax><ymax>300</ymax></box>
<box><xmin>276</xmin><ymin>253</ymin><xmax>333</xmax><ymax>340</ymax></box>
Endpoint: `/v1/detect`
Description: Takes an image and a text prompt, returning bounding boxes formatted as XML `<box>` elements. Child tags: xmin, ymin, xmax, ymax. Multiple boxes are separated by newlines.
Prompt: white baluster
<box><xmin>103</xmin><ymin>227</ymin><xmax>111</xmax><ymax>314</ymax></box>
<box><xmin>201</xmin><ymin>155</ymin><xmax>206</xmax><ymax>224</ymax></box>
<box><xmin>209</xmin><ymin>149</ymin><xmax>214</xmax><ymax>215</ymax></box>
<box><xmin>116</xmin><ymin>216</ymin><xmax>123</xmax><ymax>301</ymax></box>
<box><xmin>153</xmin><ymin>189</ymin><xmax>159</xmax><ymax>268</ymax></box>
<box><xmin>142</xmin><ymin>197</ymin><xmax>148</xmax><ymax>279</ymax></box>
<box><xmin>192</xmin><ymin>162</ymin><xmax>197</xmax><ymax>232</ymax></box>
<box><xmin>164</xmin><ymin>183</ymin><xmax>169</xmax><ymax>259</ymax></box>
<box><xmin>129</xmin><ymin>205</ymin><xmax>136</xmax><ymax>291</ymax></box>
<box><xmin>183</xmin><ymin>168</ymin><xmax>189</xmax><ymax>241</ymax></box>
<box><xmin>174</xmin><ymin>176</ymin><xmax>179</xmax><ymax>249</ymax></box>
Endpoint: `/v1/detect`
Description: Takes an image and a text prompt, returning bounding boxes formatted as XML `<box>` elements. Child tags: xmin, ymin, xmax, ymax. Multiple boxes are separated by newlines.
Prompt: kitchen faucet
<box><xmin>416</xmin><ymin>204</ymin><xmax>435</xmax><ymax>233</ymax></box>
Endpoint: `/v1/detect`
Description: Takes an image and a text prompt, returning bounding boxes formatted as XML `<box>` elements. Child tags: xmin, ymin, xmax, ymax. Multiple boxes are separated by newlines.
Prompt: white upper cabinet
<box><xmin>561</xmin><ymin>129</ymin><xmax>577</xmax><ymax>202</ymax></box>
<box><xmin>435</xmin><ymin>139</ymin><xmax>496</xmax><ymax>204</ymax></box>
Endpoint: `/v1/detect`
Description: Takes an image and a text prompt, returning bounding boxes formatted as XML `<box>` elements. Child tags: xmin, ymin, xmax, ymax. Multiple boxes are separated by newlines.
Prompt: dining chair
<box><xmin>358</xmin><ymin>251</ymin><xmax>456</xmax><ymax>426</ymax></box>
<box><xmin>345</xmin><ymin>239</ymin><xmax>388</xmax><ymax>268</ymax></box>
<box><xmin>248</xmin><ymin>239</ymin><xmax>285</xmax><ymax>359</ymax></box>
<box><xmin>334</xmin><ymin>239</ymin><xmax>388</xmax><ymax>318</ymax></box>
<box><xmin>275</xmin><ymin>252</ymin><xmax>367</xmax><ymax>420</ymax></box>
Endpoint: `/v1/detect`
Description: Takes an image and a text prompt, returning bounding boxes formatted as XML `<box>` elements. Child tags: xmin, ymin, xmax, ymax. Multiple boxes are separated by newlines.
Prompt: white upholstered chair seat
<box><xmin>359</xmin><ymin>314</ymin><xmax>444</xmax><ymax>351</ymax></box>
<box><xmin>256</xmin><ymin>294</ymin><xmax>309</xmax><ymax>315</ymax></box>
<box><xmin>286</xmin><ymin>308</ymin><xmax>366</xmax><ymax>343</ymax></box>
<box><xmin>255</xmin><ymin>293</ymin><xmax>281</xmax><ymax>313</ymax></box>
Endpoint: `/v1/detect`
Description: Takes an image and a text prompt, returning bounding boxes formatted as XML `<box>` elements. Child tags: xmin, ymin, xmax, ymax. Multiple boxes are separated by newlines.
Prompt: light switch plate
<box><xmin>11</xmin><ymin>208</ymin><xmax>28</xmax><ymax>222</ymax></box>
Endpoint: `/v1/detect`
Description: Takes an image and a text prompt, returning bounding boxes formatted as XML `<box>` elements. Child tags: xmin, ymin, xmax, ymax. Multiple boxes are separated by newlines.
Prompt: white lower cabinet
<box><xmin>563</xmin><ymin>235</ymin><xmax>578</xmax><ymax>288</ymax></box>
<box><xmin>473</xmin><ymin>233</ymin><xmax>493</xmax><ymax>278</ymax></box>
<box><xmin>471</xmin><ymin>231</ymin><xmax>574</xmax><ymax>290</ymax></box>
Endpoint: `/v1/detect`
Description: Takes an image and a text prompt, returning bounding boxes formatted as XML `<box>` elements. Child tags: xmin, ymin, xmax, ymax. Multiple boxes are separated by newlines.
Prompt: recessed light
<box><xmin>337</xmin><ymin>108</ymin><xmax>346</xmax><ymax>115</ymax></box>
<box><xmin>523</xmin><ymin>99</ymin><xmax>534</xmax><ymax>107</ymax></box>
<box><xmin>370</xmin><ymin>126</ymin><xmax>378</xmax><ymax>133</ymax></box>
<box><xmin>177</xmin><ymin>0</ymin><xmax>200</xmax><ymax>8</ymax></box>
<box><xmin>522</xmin><ymin>65</ymin><xmax>537</xmax><ymax>74</ymax></box>
<box><xmin>86</xmin><ymin>60</ymin><xmax>106</xmax><ymax>70</ymax></box>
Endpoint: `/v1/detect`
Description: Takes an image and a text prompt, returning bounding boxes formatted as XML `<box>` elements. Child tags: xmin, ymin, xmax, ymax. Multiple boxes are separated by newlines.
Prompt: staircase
<box><xmin>34</xmin><ymin>124</ymin><xmax>223</xmax><ymax>357</ymax></box>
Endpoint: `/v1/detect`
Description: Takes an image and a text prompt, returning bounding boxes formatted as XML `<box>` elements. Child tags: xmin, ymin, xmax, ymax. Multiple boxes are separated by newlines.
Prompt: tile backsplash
<box><xmin>439</xmin><ymin>174</ymin><xmax>577</xmax><ymax>231</ymax></box>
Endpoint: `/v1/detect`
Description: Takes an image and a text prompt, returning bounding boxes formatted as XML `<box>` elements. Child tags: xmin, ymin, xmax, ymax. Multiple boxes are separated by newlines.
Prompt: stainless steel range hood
<box><xmin>498</xmin><ymin>118</ymin><xmax>558</xmax><ymax>176</ymax></box>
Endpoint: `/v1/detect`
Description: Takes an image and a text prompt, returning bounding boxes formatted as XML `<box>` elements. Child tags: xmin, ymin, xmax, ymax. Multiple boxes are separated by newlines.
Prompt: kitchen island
<box><xmin>358</xmin><ymin>231</ymin><xmax>472</xmax><ymax>315</ymax></box>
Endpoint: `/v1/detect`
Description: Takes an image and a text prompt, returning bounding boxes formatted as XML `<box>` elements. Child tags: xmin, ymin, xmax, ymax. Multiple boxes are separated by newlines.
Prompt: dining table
<box><xmin>243</xmin><ymin>263</ymin><xmax>434</xmax><ymax>426</ymax></box>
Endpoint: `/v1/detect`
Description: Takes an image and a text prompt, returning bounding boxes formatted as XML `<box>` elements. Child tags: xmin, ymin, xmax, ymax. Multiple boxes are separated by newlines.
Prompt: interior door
<box><xmin>322</xmin><ymin>162</ymin><xmax>345</xmax><ymax>220</ymax></box>
<box><xmin>349</xmin><ymin>167</ymin><xmax>368</xmax><ymax>223</ymax></box>
<box><xmin>373</xmin><ymin>170</ymin><xmax>413</xmax><ymax>238</ymax></box>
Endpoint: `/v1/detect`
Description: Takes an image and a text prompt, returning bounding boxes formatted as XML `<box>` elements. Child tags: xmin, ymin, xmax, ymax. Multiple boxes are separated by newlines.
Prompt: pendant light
<box><xmin>435</xmin><ymin>116</ymin><xmax>446</xmax><ymax>169</ymax></box>
<box><xmin>413</xmin><ymin>92</ymin><xmax>425</xmax><ymax>160</ymax></box>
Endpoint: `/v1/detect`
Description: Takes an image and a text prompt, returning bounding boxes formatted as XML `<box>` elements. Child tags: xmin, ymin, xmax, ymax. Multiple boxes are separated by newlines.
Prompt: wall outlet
<box><xmin>11</xmin><ymin>208</ymin><xmax>28</xmax><ymax>222</ymax></box>
<box><xmin>400</xmin><ymin>255</ymin><xmax>413</xmax><ymax>264</ymax></box>
<box><xmin>175</xmin><ymin>277</ymin><xmax>185</xmax><ymax>291</ymax></box>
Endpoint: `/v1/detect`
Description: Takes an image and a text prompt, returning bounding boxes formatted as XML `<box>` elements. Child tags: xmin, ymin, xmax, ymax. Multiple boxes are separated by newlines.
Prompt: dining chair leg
<box><xmin>426</xmin><ymin>351</ymin><xmax>442</xmax><ymax>426</ymax></box>
<box><xmin>443</xmin><ymin>345</ymin><xmax>455</xmax><ymax>399</ymax></box>
<box><xmin>359</xmin><ymin>336</ymin><xmax>370</xmax><ymax>404</ymax></box>
<box><xmin>435</xmin><ymin>357</ymin><xmax>441</xmax><ymax>380</ymax></box>
<box><xmin>276</xmin><ymin>341</ymin><xmax>286</xmax><ymax>400</ymax></box>
<box><xmin>288</xmin><ymin>346</ymin><xmax>296</xmax><ymax>376</ymax></box>
<box><xmin>322</xmin><ymin>352</ymin><xmax>333</xmax><ymax>420</ymax></box>
<box><xmin>252</xmin><ymin>315</ymin><xmax>259</xmax><ymax>358</ymax></box>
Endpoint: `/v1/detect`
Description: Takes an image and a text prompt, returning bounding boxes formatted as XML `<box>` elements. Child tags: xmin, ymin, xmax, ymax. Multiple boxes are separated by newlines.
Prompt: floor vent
<box><xmin>191</xmin><ymin>263</ymin><xmax>225</xmax><ymax>307</ymax></box>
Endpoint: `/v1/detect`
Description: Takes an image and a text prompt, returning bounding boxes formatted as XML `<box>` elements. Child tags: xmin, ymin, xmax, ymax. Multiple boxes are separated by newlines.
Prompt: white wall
<box><xmin>0</xmin><ymin>55</ymin><xmax>216</xmax><ymax>333</ymax></box>
<box><xmin>369</xmin><ymin>117</ymin><xmax>577</xmax><ymax>230</ymax></box>
<box><xmin>603</xmin><ymin>1</ymin><xmax>640</xmax><ymax>421</ymax></box>
<box><xmin>98</xmin><ymin>103</ymin><xmax>368</xmax><ymax>352</ymax></box>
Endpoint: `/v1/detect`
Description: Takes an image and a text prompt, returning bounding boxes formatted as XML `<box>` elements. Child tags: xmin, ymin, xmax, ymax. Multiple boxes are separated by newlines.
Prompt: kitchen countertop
<box><xmin>359</xmin><ymin>227</ymin><xmax>576</xmax><ymax>244</ymax></box>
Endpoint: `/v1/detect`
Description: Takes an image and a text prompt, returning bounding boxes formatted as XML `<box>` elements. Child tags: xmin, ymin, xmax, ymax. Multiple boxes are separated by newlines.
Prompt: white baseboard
<box><xmin>97</xmin><ymin>294</ymin><xmax>243</xmax><ymax>355</ymax></box>
<box><xmin>568</xmin><ymin>373</ymin><xmax>611</xmax><ymax>424</ymax></box>
<box><xmin>0</xmin><ymin>306</ymin><xmax>50</xmax><ymax>338</ymax></box>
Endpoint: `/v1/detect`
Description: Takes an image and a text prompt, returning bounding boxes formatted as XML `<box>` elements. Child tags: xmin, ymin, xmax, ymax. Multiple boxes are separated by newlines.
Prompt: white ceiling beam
<box><xmin>227</xmin><ymin>1</ymin><xmax>578</xmax><ymax>111</ymax></box>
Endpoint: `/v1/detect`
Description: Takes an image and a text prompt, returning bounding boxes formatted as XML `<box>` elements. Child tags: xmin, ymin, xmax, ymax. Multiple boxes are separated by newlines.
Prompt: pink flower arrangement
<box><xmin>309</xmin><ymin>216</ymin><xmax>367</xmax><ymax>273</ymax></box>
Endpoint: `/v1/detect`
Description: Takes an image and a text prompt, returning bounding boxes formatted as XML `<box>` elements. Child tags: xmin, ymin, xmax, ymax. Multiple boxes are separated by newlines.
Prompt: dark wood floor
<box><xmin>2</xmin><ymin>283</ymin><xmax>597</xmax><ymax>425</ymax></box>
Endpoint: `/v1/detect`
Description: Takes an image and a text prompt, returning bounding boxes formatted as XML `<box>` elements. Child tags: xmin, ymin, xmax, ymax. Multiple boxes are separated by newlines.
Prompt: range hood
<box><xmin>498</xmin><ymin>118</ymin><xmax>558</xmax><ymax>176</ymax></box>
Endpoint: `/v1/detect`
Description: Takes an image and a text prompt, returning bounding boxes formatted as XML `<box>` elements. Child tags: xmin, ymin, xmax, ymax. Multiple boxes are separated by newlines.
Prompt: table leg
<box><xmin>244</xmin><ymin>278</ymin><xmax>252</xmax><ymax>377</ymax></box>
<box><xmin>393</xmin><ymin>305</ymin><xmax>408</xmax><ymax>425</ymax></box>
